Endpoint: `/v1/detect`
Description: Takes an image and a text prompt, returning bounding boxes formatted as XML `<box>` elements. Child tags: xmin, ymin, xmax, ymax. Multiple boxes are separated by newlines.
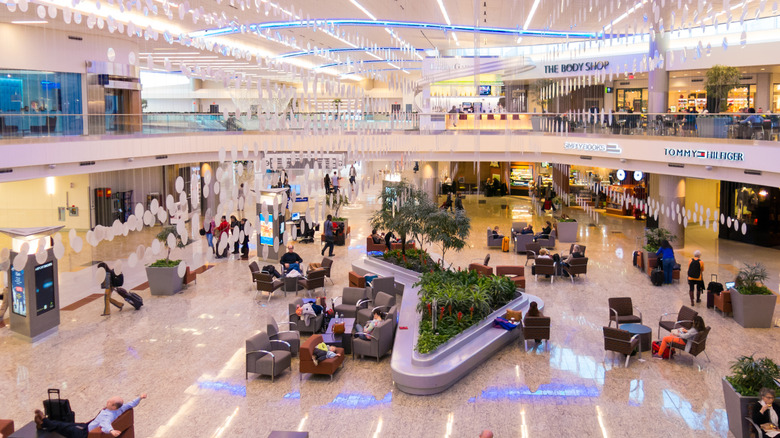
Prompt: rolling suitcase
<box><xmin>43</xmin><ymin>389</ymin><xmax>75</xmax><ymax>423</ymax></box>
<box><xmin>114</xmin><ymin>287</ymin><xmax>143</xmax><ymax>310</ymax></box>
<box><xmin>632</xmin><ymin>250</ymin><xmax>641</xmax><ymax>267</ymax></box>
<box><xmin>707</xmin><ymin>274</ymin><xmax>724</xmax><ymax>295</ymax></box>
<box><xmin>501</xmin><ymin>236</ymin><xmax>510</xmax><ymax>252</ymax></box>
<box><xmin>651</xmin><ymin>267</ymin><xmax>664</xmax><ymax>286</ymax></box>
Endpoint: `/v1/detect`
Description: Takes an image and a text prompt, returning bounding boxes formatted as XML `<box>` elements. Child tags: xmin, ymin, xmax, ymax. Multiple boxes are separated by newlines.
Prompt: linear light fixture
<box><xmin>604</xmin><ymin>0</ymin><xmax>648</xmax><ymax>31</ymax></box>
<box><xmin>436</xmin><ymin>0</ymin><xmax>452</xmax><ymax>25</ymax></box>
<box><xmin>349</xmin><ymin>0</ymin><xmax>376</xmax><ymax>21</ymax></box>
<box><xmin>11</xmin><ymin>20</ymin><xmax>49</xmax><ymax>24</ymax></box>
<box><xmin>522</xmin><ymin>0</ymin><xmax>541</xmax><ymax>30</ymax></box>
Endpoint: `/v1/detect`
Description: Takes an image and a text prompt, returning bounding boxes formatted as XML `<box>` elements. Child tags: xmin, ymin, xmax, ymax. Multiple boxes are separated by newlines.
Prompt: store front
<box><xmin>616</xmin><ymin>88</ymin><xmax>647</xmax><ymax>113</ymax></box>
<box><xmin>668</xmin><ymin>73</ymin><xmax>758</xmax><ymax>112</ymax></box>
<box><xmin>719</xmin><ymin>181</ymin><xmax>780</xmax><ymax>247</ymax></box>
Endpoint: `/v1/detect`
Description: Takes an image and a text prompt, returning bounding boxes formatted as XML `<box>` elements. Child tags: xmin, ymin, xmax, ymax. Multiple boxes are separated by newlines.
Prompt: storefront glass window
<box><xmin>0</xmin><ymin>69</ymin><xmax>83</xmax><ymax>136</ymax></box>
<box><xmin>773</xmin><ymin>84</ymin><xmax>780</xmax><ymax>113</ymax></box>
<box><xmin>726</xmin><ymin>85</ymin><xmax>755</xmax><ymax>112</ymax></box>
<box><xmin>616</xmin><ymin>88</ymin><xmax>647</xmax><ymax>112</ymax></box>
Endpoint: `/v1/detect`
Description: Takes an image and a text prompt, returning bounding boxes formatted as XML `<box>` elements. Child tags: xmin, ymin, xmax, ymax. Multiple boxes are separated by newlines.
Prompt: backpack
<box><xmin>687</xmin><ymin>258</ymin><xmax>701</xmax><ymax>279</ymax></box>
<box><xmin>110</xmin><ymin>271</ymin><xmax>124</xmax><ymax>288</ymax></box>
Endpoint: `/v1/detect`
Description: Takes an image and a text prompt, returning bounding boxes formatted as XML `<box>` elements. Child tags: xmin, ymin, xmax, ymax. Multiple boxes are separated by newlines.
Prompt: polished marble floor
<box><xmin>2</xmin><ymin>183</ymin><xmax>779</xmax><ymax>438</ymax></box>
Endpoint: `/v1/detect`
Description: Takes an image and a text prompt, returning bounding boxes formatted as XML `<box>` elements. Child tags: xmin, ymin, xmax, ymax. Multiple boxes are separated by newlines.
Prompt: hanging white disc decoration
<box><xmin>713</xmin><ymin>222</ymin><xmax>718</xmax><ymax>233</ymax></box>
<box><xmin>741</xmin><ymin>223</ymin><xmax>747</xmax><ymax>235</ymax></box>
<box><xmin>177</xmin><ymin>261</ymin><xmax>187</xmax><ymax>278</ymax></box>
<box><xmin>726</xmin><ymin>217</ymin><xmax>732</xmax><ymax>227</ymax></box>
<box><xmin>721</xmin><ymin>213</ymin><xmax>725</xmax><ymax>224</ymax></box>
<box><xmin>175</xmin><ymin>176</ymin><xmax>184</xmax><ymax>193</ymax></box>
<box><xmin>151</xmin><ymin>238</ymin><xmax>161</xmax><ymax>255</ymax></box>
<box><xmin>128</xmin><ymin>252</ymin><xmax>138</xmax><ymax>268</ymax></box>
<box><xmin>733</xmin><ymin>219</ymin><xmax>739</xmax><ymax>231</ymax></box>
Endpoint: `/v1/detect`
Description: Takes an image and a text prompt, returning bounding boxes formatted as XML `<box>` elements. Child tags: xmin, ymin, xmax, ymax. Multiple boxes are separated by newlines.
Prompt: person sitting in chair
<box><xmin>34</xmin><ymin>394</ymin><xmax>147</xmax><ymax>438</ymax></box>
<box><xmin>535</xmin><ymin>221</ymin><xmax>552</xmax><ymax>239</ymax></box>
<box><xmin>371</xmin><ymin>229</ymin><xmax>383</xmax><ymax>244</ymax></box>
<box><xmin>355</xmin><ymin>309</ymin><xmax>385</xmax><ymax>340</ymax></box>
<box><xmin>654</xmin><ymin>315</ymin><xmax>705</xmax><ymax>359</ymax></box>
<box><xmin>520</xmin><ymin>224</ymin><xmax>534</xmax><ymax>235</ymax></box>
<box><xmin>491</xmin><ymin>226</ymin><xmax>501</xmax><ymax>238</ymax></box>
<box><xmin>384</xmin><ymin>231</ymin><xmax>398</xmax><ymax>251</ymax></box>
<box><xmin>280</xmin><ymin>244</ymin><xmax>303</xmax><ymax>274</ymax></box>
<box><xmin>752</xmin><ymin>387</ymin><xmax>780</xmax><ymax>438</ymax></box>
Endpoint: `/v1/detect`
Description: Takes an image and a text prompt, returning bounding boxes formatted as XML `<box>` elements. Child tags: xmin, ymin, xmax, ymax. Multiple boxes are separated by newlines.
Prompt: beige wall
<box><xmin>685</xmin><ymin>178</ymin><xmax>720</xmax><ymax>216</ymax></box>
<box><xmin>0</xmin><ymin>174</ymin><xmax>90</xmax><ymax>230</ymax></box>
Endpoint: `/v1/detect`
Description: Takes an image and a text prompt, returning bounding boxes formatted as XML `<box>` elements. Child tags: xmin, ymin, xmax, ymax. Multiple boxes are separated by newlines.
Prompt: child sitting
<box><xmin>312</xmin><ymin>342</ymin><xmax>341</xmax><ymax>366</ymax></box>
<box><xmin>355</xmin><ymin>309</ymin><xmax>385</xmax><ymax>340</ymax></box>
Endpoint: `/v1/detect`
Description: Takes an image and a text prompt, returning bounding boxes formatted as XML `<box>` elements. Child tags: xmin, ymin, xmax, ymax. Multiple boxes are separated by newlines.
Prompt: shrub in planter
<box><xmin>723</xmin><ymin>355</ymin><xmax>780</xmax><ymax>438</ymax></box>
<box><xmin>735</xmin><ymin>263</ymin><xmax>773</xmax><ymax>296</ymax></box>
<box><xmin>147</xmin><ymin>226</ymin><xmax>190</xmax><ymax>296</ymax></box>
<box><xmin>643</xmin><ymin>227</ymin><xmax>676</xmax><ymax>252</ymax></box>
<box><xmin>731</xmin><ymin>262</ymin><xmax>777</xmax><ymax>328</ymax></box>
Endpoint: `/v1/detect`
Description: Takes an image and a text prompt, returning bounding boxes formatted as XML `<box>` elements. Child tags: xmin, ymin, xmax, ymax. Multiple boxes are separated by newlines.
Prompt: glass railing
<box><xmin>1</xmin><ymin>111</ymin><xmax>778</xmax><ymax>141</ymax></box>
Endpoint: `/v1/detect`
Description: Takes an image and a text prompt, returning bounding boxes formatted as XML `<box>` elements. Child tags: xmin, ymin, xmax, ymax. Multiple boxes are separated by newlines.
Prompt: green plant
<box><xmin>529</xmin><ymin>78</ymin><xmax>555</xmax><ymax>112</ymax></box>
<box><xmin>735</xmin><ymin>262</ymin><xmax>773</xmax><ymax>295</ymax></box>
<box><xmin>558</xmin><ymin>217</ymin><xmax>576</xmax><ymax>223</ymax></box>
<box><xmin>149</xmin><ymin>259</ymin><xmax>181</xmax><ymax>268</ymax></box>
<box><xmin>153</xmin><ymin>226</ymin><xmax>191</xmax><ymax>263</ymax></box>
<box><xmin>705</xmin><ymin>65</ymin><xmax>742</xmax><ymax>113</ymax></box>
<box><xmin>379</xmin><ymin>248</ymin><xmax>442</xmax><ymax>274</ymax></box>
<box><xmin>726</xmin><ymin>355</ymin><xmax>780</xmax><ymax>397</ymax></box>
<box><xmin>643</xmin><ymin>227</ymin><xmax>676</xmax><ymax>252</ymax></box>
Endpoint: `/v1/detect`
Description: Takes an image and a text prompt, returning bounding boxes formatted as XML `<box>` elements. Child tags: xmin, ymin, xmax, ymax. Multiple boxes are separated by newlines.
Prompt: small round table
<box><xmin>619</xmin><ymin>323</ymin><xmax>652</xmax><ymax>352</ymax></box>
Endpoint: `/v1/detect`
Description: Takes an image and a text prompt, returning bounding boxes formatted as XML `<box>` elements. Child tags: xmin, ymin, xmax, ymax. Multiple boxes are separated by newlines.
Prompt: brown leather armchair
<box><xmin>669</xmin><ymin>326</ymin><xmax>711</xmax><ymax>363</ymax></box>
<box><xmin>524</xmin><ymin>243</ymin><xmax>541</xmax><ymax>266</ymax></box>
<box><xmin>88</xmin><ymin>409</ymin><xmax>134</xmax><ymax>437</ymax></box>
<box><xmin>532</xmin><ymin>258</ymin><xmax>556</xmax><ymax>283</ymax></box>
<box><xmin>495</xmin><ymin>265</ymin><xmax>525</xmax><ymax>289</ymax></box>
<box><xmin>563</xmin><ymin>257</ymin><xmax>589</xmax><ymax>282</ymax></box>
<box><xmin>254</xmin><ymin>272</ymin><xmax>283</xmax><ymax>302</ymax></box>
<box><xmin>714</xmin><ymin>290</ymin><xmax>732</xmax><ymax>316</ymax></box>
<box><xmin>521</xmin><ymin>316</ymin><xmax>550</xmax><ymax>350</ymax></box>
<box><xmin>300</xmin><ymin>334</ymin><xmax>345</xmax><ymax>381</ymax></box>
<box><xmin>298</xmin><ymin>269</ymin><xmax>327</xmax><ymax>297</ymax></box>
<box><xmin>657</xmin><ymin>305</ymin><xmax>697</xmax><ymax>339</ymax></box>
<box><xmin>608</xmin><ymin>297</ymin><xmax>643</xmax><ymax>327</ymax></box>
<box><xmin>603</xmin><ymin>326</ymin><xmax>641</xmax><ymax>367</ymax></box>
<box><xmin>468</xmin><ymin>263</ymin><xmax>493</xmax><ymax>277</ymax></box>
<box><xmin>0</xmin><ymin>419</ymin><xmax>14</xmax><ymax>438</ymax></box>
<box><xmin>307</xmin><ymin>257</ymin><xmax>333</xmax><ymax>284</ymax></box>
<box><xmin>366</xmin><ymin>236</ymin><xmax>386</xmax><ymax>252</ymax></box>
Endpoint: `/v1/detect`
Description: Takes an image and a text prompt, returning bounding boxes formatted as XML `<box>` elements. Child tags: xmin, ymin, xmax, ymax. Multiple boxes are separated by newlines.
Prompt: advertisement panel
<box><xmin>11</xmin><ymin>268</ymin><xmax>26</xmax><ymax>317</ymax></box>
<box><xmin>259</xmin><ymin>213</ymin><xmax>273</xmax><ymax>246</ymax></box>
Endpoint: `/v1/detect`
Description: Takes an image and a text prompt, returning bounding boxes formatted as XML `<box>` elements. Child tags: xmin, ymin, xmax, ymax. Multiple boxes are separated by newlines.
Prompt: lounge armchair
<box><xmin>366</xmin><ymin>236</ymin><xmax>386</xmax><ymax>253</ymax></box>
<box><xmin>298</xmin><ymin>269</ymin><xmax>327</xmax><ymax>297</ymax></box>
<box><xmin>487</xmin><ymin>228</ymin><xmax>504</xmax><ymax>248</ymax></box>
<box><xmin>267</xmin><ymin>316</ymin><xmax>300</xmax><ymax>356</ymax></box>
<box><xmin>300</xmin><ymin>334</ymin><xmax>345</xmax><ymax>381</ymax></box>
<box><xmin>515</xmin><ymin>233</ymin><xmax>535</xmax><ymax>253</ymax></box>
<box><xmin>524</xmin><ymin>243</ymin><xmax>541</xmax><ymax>266</ymax></box>
<box><xmin>532</xmin><ymin>258</ymin><xmax>556</xmax><ymax>283</ymax></box>
<box><xmin>567</xmin><ymin>244</ymin><xmax>586</xmax><ymax>256</ymax></box>
<box><xmin>510</xmin><ymin>222</ymin><xmax>527</xmax><ymax>239</ymax></box>
<box><xmin>0</xmin><ymin>419</ymin><xmax>14</xmax><ymax>438</ymax></box>
<box><xmin>307</xmin><ymin>257</ymin><xmax>333</xmax><ymax>284</ymax></box>
<box><xmin>349</xmin><ymin>271</ymin><xmax>366</xmax><ymax>288</ymax></box>
<box><xmin>608</xmin><ymin>297</ymin><xmax>643</xmax><ymax>327</ymax></box>
<box><xmin>371</xmin><ymin>276</ymin><xmax>404</xmax><ymax>300</ymax></box>
<box><xmin>657</xmin><ymin>305</ymin><xmax>698</xmax><ymax>339</ymax></box>
<box><xmin>253</xmin><ymin>271</ymin><xmax>283</xmax><ymax>302</ymax></box>
<box><xmin>495</xmin><ymin>265</ymin><xmax>525</xmax><ymax>289</ymax></box>
<box><xmin>536</xmin><ymin>229</ymin><xmax>557</xmax><ymax>248</ymax></box>
<box><xmin>714</xmin><ymin>289</ymin><xmax>732</xmax><ymax>316</ymax></box>
<box><xmin>563</xmin><ymin>257</ymin><xmax>589</xmax><ymax>282</ymax></box>
<box><xmin>468</xmin><ymin>263</ymin><xmax>493</xmax><ymax>277</ymax></box>
<box><xmin>289</xmin><ymin>298</ymin><xmax>325</xmax><ymax>334</ymax></box>
<box><xmin>246</xmin><ymin>332</ymin><xmax>292</xmax><ymax>382</ymax></box>
<box><xmin>333</xmin><ymin>287</ymin><xmax>368</xmax><ymax>319</ymax></box>
<box><xmin>669</xmin><ymin>326</ymin><xmax>711</xmax><ymax>363</ymax></box>
<box><xmin>88</xmin><ymin>409</ymin><xmax>133</xmax><ymax>438</ymax></box>
<box><xmin>603</xmin><ymin>326</ymin><xmax>641</xmax><ymax>367</ymax></box>
<box><xmin>352</xmin><ymin>318</ymin><xmax>395</xmax><ymax>361</ymax></box>
<box><xmin>357</xmin><ymin>291</ymin><xmax>396</xmax><ymax>326</ymax></box>
<box><xmin>521</xmin><ymin>316</ymin><xmax>550</xmax><ymax>351</ymax></box>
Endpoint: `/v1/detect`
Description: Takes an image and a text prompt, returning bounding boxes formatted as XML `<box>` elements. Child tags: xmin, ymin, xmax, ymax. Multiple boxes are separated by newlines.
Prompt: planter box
<box><xmin>146</xmin><ymin>266</ymin><xmax>183</xmax><ymax>296</ymax></box>
<box><xmin>730</xmin><ymin>287</ymin><xmax>777</xmax><ymax>328</ymax></box>
<box><xmin>642</xmin><ymin>252</ymin><xmax>659</xmax><ymax>276</ymax></box>
<box><xmin>557</xmin><ymin>221</ymin><xmax>578</xmax><ymax>243</ymax></box>
<box><xmin>722</xmin><ymin>378</ymin><xmax>759</xmax><ymax>438</ymax></box>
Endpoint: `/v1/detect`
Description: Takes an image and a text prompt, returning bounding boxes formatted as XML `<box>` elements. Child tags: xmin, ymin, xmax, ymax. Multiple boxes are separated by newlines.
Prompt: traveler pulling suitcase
<box><xmin>501</xmin><ymin>236</ymin><xmax>510</xmax><ymax>252</ymax></box>
<box><xmin>651</xmin><ymin>267</ymin><xmax>665</xmax><ymax>286</ymax></box>
<box><xmin>114</xmin><ymin>287</ymin><xmax>143</xmax><ymax>310</ymax></box>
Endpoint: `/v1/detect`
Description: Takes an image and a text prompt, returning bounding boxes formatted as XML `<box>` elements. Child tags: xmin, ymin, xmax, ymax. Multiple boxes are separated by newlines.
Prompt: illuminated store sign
<box><xmin>564</xmin><ymin>142</ymin><xmax>622</xmax><ymax>154</ymax></box>
<box><xmin>664</xmin><ymin>148</ymin><xmax>745</xmax><ymax>162</ymax></box>
<box><xmin>545</xmin><ymin>61</ymin><xmax>610</xmax><ymax>74</ymax></box>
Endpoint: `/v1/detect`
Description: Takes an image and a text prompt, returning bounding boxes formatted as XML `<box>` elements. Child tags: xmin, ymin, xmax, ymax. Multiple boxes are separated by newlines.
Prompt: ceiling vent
<box><xmin>668</xmin><ymin>163</ymin><xmax>684</xmax><ymax>168</ymax></box>
<box><xmin>79</xmin><ymin>161</ymin><xmax>95</xmax><ymax>166</ymax></box>
<box><xmin>744</xmin><ymin>169</ymin><xmax>762</xmax><ymax>176</ymax></box>
<box><xmin>68</xmin><ymin>35</ymin><xmax>83</xmax><ymax>41</ymax></box>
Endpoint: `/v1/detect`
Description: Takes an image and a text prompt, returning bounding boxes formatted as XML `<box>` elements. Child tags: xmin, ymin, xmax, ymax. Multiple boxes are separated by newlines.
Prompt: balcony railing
<box><xmin>1</xmin><ymin>111</ymin><xmax>778</xmax><ymax>141</ymax></box>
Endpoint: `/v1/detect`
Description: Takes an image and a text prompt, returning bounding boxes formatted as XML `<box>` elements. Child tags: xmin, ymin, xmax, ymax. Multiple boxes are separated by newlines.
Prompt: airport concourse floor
<box><xmin>2</xmin><ymin>189</ymin><xmax>780</xmax><ymax>438</ymax></box>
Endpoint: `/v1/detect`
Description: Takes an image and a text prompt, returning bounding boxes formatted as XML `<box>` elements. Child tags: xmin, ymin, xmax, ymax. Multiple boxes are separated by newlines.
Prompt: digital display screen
<box><xmin>11</xmin><ymin>268</ymin><xmax>26</xmax><ymax>317</ymax></box>
<box><xmin>34</xmin><ymin>261</ymin><xmax>55</xmax><ymax>316</ymax></box>
<box><xmin>479</xmin><ymin>85</ymin><xmax>492</xmax><ymax>95</ymax></box>
<box><xmin>259</xmin><ymin>213</ymin><xmax>273</xmax><ymax>246</ymax></box>
<box><xmin>291</xmin><ymin>212</ymin><xmax>300</xmax><ymax>221</ymax></box>
<box><xmin>725</xmin><ymin>281</ymin><xmax>735</xmax><ymax>289</ymax></box>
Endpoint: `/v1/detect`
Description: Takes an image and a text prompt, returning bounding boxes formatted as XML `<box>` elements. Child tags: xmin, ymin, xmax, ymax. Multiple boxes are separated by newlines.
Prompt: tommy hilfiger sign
<box><xmin>664</xmin><ymin>148</ymin><xmax>745</xmax><ymax>161</ymax></box>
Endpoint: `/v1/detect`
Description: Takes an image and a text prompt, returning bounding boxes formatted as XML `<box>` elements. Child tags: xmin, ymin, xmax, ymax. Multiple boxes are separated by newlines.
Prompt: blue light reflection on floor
<box><xmin>283</xmin><ymin>391</ymin><xmax>301</xmax><ymax>400</ymax></box>
<box><xmin>628</xmin><ymin>379</ymin><xmax>644</xmax><ymax>406</ymax></box>
<box><xmin>198</xmin><ymin>380</ymin><xmax>247</xmax><ymax>397</ymax></box>
<box><xmin>126</xmin><ymin>346</ymin><xmax>140</xmax><ymax>359</ymax></box>
<box><xmin>348</xmin><ymin>245</ymin><xmax>366</xmax><ymax>251</ymax></box>
<box><xmin>470</xmin><ymin>381</ymin><xmax>600</xmax><ymax>403</ymax></box>
<box><xmin>662</xmin><ymin>389</ymin><xmax>728</xmax><ymax>436</ymax></box>
<box><xmin>322</xmin><ymin>392</ymin><xmax>392</xmax><ymax>409</ymax></box>
<box><xmin>548</xmin><ymin>345</ymin><xmax>606</xmax><ymax>385</ymax></box>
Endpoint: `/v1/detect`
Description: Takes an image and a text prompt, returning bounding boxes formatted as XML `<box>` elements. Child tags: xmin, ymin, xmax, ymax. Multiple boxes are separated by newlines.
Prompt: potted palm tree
<box><xmin>146</xmin><ymin>226</ymin><xmax>189</xmax><ymax>296</ymax></box>
<box><xmin>730</xmin><ymin>263</ymin><xmax>777</xmax><ymax>328</ymax></box>
<box><xmin>722</xmin><ymin>355</ymin><xmax>780</xmax><ymax>438</ymax></box>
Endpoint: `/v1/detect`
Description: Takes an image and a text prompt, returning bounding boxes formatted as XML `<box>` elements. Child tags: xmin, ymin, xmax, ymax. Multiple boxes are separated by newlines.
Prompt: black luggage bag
<box><xmin>651</xmin><ymin>268</ymin><xmax>664</xmax><ymax>286</ymax></box>
<box><xmin>707</xmin><ymin>274</ymin><xmax>724</xmax><ymax>295</ymax></box>
<box><xmin>43</xmin><ymin>389</ymin><xmax>75</xmax><ymax>423</ymax></box>
<box><xmin>115</xmin><ymin>287</ymin><xmax>143</xmax><ymax>310</ymax></box>
<box><xmin>632</xmin><ymin>251</ymin><xmax>640</xmax><ymax>267</ymax></box>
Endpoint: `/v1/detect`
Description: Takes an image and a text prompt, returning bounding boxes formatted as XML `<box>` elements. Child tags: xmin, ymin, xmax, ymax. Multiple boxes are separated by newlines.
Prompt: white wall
<box><xmin>89</xmin><ymin>167</ymin><xmax>165</xmax><ymax>221</ymax></box>
<box><xmin>0</xmin><ymin>174</ymin><xmax>90</xmax><ymax>230</ymax></box>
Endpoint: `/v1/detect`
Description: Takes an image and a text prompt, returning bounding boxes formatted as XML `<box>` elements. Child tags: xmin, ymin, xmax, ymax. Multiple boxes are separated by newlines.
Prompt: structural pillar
<box><xmin>650</xmin><ymin>174</ymin><xmax>685</xmax><ymax>243</ymax></box>
<box><xmin>647</xmin><ymin>32</ymin><xmax>669</xmax><ymax>115</ymax></box>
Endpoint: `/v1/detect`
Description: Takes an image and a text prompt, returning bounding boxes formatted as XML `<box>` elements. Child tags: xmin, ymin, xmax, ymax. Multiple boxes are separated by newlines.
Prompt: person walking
<box><xmin>454</xmin><ymin>193</ymin><xmax>464</xmax><ymax>211</ymax></box>
<box><xmin>97</xmin><ymin>262</ymin><xmax>123</xmax><ymax>316</ymax></box>
<box><xmin>349</xmin><ymin>164</ymin><xmax>357</xmax><ymax>186</ymax></box>
<box><xmin>687</xmin><ymin>250</ymin><xmax>705</xmax><ymax>306</ymax></box>
<box><xmin>322</xmin><ymin>214</ymin><xmax>336</xmax><ymax>257</ymax></box>
<box><xmin>205</xmin><ymin>217</ymin><xmax>216</xmax><ymax>255</ymax></box>
<box><xmin>323</xmin><ymin>172</ymin><xmax>331</xmax><ymax>194</ymax></box>
<box><xmin>331</xmin><ymin>171</ymin><xmax>340</xmax><ymax>195</ymax></box>
<box><xmin>230</xmin><ymin>215</ymin><xmax>240</xmax><ymax>254</ymax></box>
<box><xmin>656</xmin><ymin>239</ymin><xmax>676</xmax><ymax>285</ymax></box>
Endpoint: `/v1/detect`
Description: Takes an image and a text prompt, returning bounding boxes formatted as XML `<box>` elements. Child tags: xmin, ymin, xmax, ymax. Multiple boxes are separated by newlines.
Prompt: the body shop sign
<box><xmin>545</xmin><ymin>61</ymin><xmax>610</xmax><ymax>74</ymax></box>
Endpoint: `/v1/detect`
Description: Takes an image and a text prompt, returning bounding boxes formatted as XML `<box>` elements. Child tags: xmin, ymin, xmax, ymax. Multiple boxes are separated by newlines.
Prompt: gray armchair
<box><xmin>357</xmin><ymin>291</ymin><xmax>396</xmax><ymax>326</ymax></box>
<box><xmin>352</xmin><ymin>319</ymin><xmax>395</xmax><ymax>361</ymax></box>
<box><xmin>246</xmin><ymin>332</ymin><xmax>292</xmax><ymax>381</ymax></box>
<box><xmin>524</xmin><ymin>243</ymin><xmax>541</xmax><ymax>266</ymax></box>
<box><xmin>536</xmin><ymin>229</ymin><xmax>557</xmax><ymax>248</ymax></box>
<box><xmin>515</xmin><ymin>233</ymin><xmax>535</xmax><ymax>253</ymax></box>
<box><xmin>289</xmin><ymin>298</ymin><xmax>325</xmax><ymax>334</ymax></box>
<box><xmin>267</xmin><ymin>316</ymin><xmax>300</xmax><ymax>356</ymax></box>
<box><xmin>371</xmin><ymin>276</ymin><xmax>404</xmax><ymax>300</ymax></box>
<box><xmin>333</xmin><ymin>287</ymin><xmax>368</xmax><ymax>319</ymax></box>
<box><xmin>510</xmin><ymin>222</ymin><xmax>527</xmax><ymax>239</ymax></box>
<box><xmin>487</xmin><ymin>228</ymin><xmax>504</xmax><ymax>248</ymax></box>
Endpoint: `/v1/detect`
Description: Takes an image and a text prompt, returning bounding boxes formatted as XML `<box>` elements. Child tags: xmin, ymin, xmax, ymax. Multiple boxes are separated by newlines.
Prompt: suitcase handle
<box><xmin>711</xmin><ymin>274</ymin><xmax>717</xmax><ymax>282</ymax></box>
